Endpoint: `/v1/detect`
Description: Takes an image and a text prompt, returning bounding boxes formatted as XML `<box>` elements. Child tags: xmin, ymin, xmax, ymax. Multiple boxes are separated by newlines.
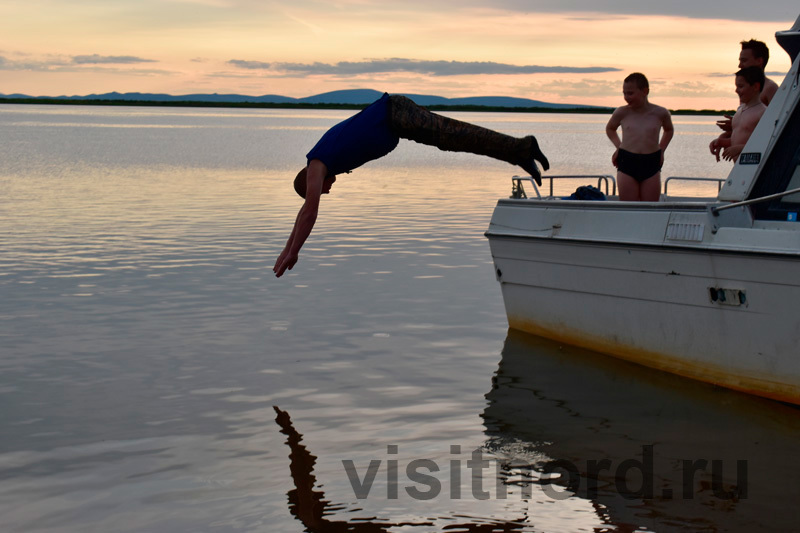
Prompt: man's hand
<box><xmin>273</xmin><ymin>246</ymin><xmax>298</xmax><ymax>277</ymax></box>
<box><xmin>722</xmin><ymin>145</ymin><xmax>743</xmax><ymax>162</ymax></box>
<box><xmin>709</xmin><ymin>138</ymin><xmax>722</xmax><ymax>162</ymax></box>
<box><xmin>716</xmin><ymin>115</ymin><xmax>733</xmax><ymax>133</ymax></box>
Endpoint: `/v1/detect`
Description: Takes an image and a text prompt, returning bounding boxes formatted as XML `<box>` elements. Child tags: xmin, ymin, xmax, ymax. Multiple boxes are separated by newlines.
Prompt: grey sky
<box><xmin>72</xmin><ymin>55</ymin><xmax>157</xmax><ymax>65</ymax></box>
<box><xmin>446</xmin><ymin>0</ymin><xmax>798</xmax><ymax>23</ymax></box>
<box><xmin>228</xmin><ymin>59</ymin><xmax>621</xmax><ymax>76</ymax></box>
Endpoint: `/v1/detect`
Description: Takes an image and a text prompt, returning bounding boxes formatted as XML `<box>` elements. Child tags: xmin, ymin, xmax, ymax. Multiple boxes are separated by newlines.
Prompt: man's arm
<box><xmin>709</xmin><ymin>132</ymin><xmax>732</xmax><ymax>162</ymax></box>
<box><xmin>605</xmin><ymin>108</ymin><xmax>623</xmax><ymax>166</ymax></box>
<box><xmin>658</xmin><ymin>109</ymin><xmax>674</xmax><ymax>165</ymax></box>
<box><xmin>273</xmin><ymin>160</ymin><xmax>327</xmax><ymax>278</ymax></box>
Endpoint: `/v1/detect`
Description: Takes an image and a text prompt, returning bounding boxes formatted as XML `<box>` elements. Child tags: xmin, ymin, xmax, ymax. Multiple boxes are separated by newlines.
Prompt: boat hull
<box><xmin>487</xmin><ymin>205</ymin><xmax>800</xmax><ymax>405</ymax></box>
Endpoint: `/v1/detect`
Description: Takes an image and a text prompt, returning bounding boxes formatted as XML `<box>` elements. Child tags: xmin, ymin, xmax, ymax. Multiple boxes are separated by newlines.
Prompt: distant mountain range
<box><xmin>0</xmin><ymin>88</ymin><xmax>603</xmax><ymax>109</ymax></box>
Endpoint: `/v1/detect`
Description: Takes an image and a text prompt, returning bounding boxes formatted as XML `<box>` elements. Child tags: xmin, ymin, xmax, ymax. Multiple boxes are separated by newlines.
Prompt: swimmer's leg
<box><xmin>387</xmin><ymin>95</ymin><xmax>548</xmax><ymax>183</ymax></box>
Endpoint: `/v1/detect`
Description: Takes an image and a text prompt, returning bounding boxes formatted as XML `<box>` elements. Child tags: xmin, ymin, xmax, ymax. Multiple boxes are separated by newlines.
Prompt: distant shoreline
<box><xmin>0</xmin><ymin>97</ymin><xmax>732</xmax><ymax>116</ymax></box>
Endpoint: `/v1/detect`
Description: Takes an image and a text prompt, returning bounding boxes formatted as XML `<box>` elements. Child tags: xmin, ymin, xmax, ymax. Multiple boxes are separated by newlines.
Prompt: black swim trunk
<box><xmin>617</xmin><ymin>148</ymin><xmax>662</xmax><ymax>182</ymax></box>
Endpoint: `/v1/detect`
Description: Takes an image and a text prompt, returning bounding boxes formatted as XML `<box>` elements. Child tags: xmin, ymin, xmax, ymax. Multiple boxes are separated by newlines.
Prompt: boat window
<box><xmin>780</xmin><ymin>165</ymin><xmax>800</xmax><ymax>204</ymax></box>
<box><xmin>748</xmin><ymin>99</ymin><xmax>800</xmax><ymax>220</ymax></box>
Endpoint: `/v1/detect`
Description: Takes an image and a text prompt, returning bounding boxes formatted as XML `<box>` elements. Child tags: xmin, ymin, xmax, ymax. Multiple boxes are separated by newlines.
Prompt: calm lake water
<box><xmin>1</xmin><ymin>104</ymin><xmax>799</xmax><ymax>532</ymax></box>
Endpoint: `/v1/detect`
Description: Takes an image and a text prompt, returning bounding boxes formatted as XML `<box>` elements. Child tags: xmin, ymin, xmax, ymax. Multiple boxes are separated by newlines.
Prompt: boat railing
<box><xmin>510</xmin><ymin>175</ymin><xmax>729</xmax><ymax>201</ymax></box>
<box><xmin>663</xmin><ymin>176</ymin><xmax>726</xmax><ymax>195</ymax></box>
<box><xmin>511</xmin><ymin>174</ymin><xmax>616</xmax><ymax>199</ymax></box>
<box><xmin>711</xmin><ymin>186</ymin><xmax>800</xmax><ymax>215</ymax></box>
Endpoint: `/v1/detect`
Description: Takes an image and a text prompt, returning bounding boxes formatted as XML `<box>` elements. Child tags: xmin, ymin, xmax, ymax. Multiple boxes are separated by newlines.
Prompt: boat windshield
<box><xmin>747</xmin><ymin>100</ymin><xmax>800</xmax><ymax>220</ymax></box>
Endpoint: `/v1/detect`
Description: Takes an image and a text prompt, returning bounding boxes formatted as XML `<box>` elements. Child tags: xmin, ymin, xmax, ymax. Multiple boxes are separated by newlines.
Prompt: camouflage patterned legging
<box><xmin>386</xmin><ymin>94</ymin><xmax>535</xmax><ymax>170</ymax></box>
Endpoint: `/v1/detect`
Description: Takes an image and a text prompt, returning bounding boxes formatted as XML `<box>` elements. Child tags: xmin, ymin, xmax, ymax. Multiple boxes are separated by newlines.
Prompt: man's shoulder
<box><xmin>763</xmin><ymin>78</ymin><xmax>779</xmax><ymax>104</ymax></box>
<box><xmin>607</xmin><ymin>105</ymin><xmax>629</xmax><ymax>124</ymax></box>
<box><xmin>648</xmin><ymin>103</ymin><xmax>670</xmax><ymax>116</ymax></box>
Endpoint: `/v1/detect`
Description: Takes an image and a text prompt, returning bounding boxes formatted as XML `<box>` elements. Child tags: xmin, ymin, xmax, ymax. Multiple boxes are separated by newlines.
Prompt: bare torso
<box><xmin>618</xmin><ymin>104</ymin><xmax>668</xmax><ymax>153</ymax></box>
<box><xmin>731</xmin><ymin>102</ymin><xmax>767</xmax><ymax>146</ymax></box>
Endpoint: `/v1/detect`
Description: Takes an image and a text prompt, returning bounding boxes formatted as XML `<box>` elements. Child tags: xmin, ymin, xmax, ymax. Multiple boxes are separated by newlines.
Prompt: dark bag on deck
<box><xmin>569</xmin><ymin>185</ymin><xmax>606</xmax><ymax>201</ymax></box>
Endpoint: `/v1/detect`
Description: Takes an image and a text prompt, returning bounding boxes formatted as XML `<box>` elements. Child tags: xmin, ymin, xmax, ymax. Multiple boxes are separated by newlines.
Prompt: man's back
<box><xmin>762</xmin><ymin>78</ymin><xmax>779</xmax><ymax>105</ymax></box>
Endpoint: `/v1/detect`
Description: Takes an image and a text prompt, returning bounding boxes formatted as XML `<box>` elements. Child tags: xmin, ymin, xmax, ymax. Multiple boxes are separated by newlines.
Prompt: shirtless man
<box><xmin>739</xmin><ymin>39</ymin><xmax>778</xmax><ymax>105</ymax></box>
<box><xmin>605</xmin><ymin>73</ymin><xmax>674</xmax><ymax>202</ymax></box>
<box><xmin>709</xmin><ymin>66</ymin><xmax>767</xmax><ymax>163</ymax></box>
<box><xmin>716</xmin><ymin>39</ymin><xmax>778</xmax><ymax>132</ymax></box>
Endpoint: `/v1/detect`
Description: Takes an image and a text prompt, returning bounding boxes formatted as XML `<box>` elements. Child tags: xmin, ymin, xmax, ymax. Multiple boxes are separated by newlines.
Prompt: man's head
<box><xmin>739</xmin><ymin>39</ymin><xmax>770</xmax><ymax>69</ymax></box>
<box><xmin>735</xmin><ymin>66</ymin><xmax>765</xmax><ymax>102</ymax></box>
<box><xmin>293</xmin><ymin>167</ymin><xmax>336</xmax><ymax>199</ymax></box>
<box><xmin>622</xmin><ymin>72</ymin><xmax>649</xmax><ymax>106</ymax></box>
<box><xmin>624</xmin><ymin>72</ymin><xmax>649</xmax><ymax>91</ymax></box>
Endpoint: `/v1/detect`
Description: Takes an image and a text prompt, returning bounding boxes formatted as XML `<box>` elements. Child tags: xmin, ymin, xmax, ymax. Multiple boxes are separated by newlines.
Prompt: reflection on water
<box><xmin>270</xmin><ymin>331</ymin><xmax>800</xmax><ymax>532</ymax></box>
<box><xmin>273</xmin><ymin>404</ymin><xmax>554</xmax><ymax>531</ymax></box>
<box><xmin>483</xmin><ymin>331</ymin><xmax>800</xmax><ymax>532</ymax></box>
<box><xmin>274</xmin><ymin>406</ymin><xmax>438</xmax><ymax>531</ymax></box>
<box><xmin>0</xmin><ymin>105</ymin><xmax>778</xmax><ymax>532</ymax></box>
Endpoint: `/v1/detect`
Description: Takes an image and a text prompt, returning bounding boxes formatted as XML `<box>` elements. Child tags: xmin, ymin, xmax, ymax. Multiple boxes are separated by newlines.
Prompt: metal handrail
<box><xmin>711</xmin><ymin>186</ymin><xmax>800</xmax><ymax>215</ymax></box>
<box><xmin>511</xmin><ymin>174</ymin><xmax>617</xmax><ymax>199</ymax></box>
<box><xmin>663</xmin><ymin>176</ymin><xmax>726</xmax><ymax>195</ymax></box>
<box><xmin>510</xmin><ymin>175</ymin><xmax>732</xmax><ymax>201</ymax></box>
<box><xmin>510</xmin><ymin>176</ymin><xmax>541</xmax><ymax>199</ymax></box>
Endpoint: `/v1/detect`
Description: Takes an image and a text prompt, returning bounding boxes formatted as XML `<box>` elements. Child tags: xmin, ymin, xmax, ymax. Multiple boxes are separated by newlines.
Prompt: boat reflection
<box><xmin>482</xmin><ymin>329</ymin><xmax>800</xmax><ymax>531</ymax></box>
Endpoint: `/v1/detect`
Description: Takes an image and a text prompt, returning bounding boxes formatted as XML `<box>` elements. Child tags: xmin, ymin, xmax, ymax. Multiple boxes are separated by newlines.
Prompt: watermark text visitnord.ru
<box><xmin>342</xmin><ymin>444</ymin><xmax>747</xmax><ymax>502</ymax></box>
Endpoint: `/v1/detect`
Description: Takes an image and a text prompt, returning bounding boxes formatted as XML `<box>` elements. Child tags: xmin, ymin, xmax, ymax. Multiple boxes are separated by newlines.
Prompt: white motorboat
<box><xmin>486</xmin><ymin>14</ymin><xmax>800</xmax><ymax>405</ymax></box>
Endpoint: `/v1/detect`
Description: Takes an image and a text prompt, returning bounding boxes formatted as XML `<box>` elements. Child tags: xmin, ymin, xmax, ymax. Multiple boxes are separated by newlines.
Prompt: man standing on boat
<box><xmin>716</xmin><ymin>39</ymin><xmax>778</xmax><ymax>132</ymax></box>
<box><xmin>605</xmin><ymin>73</ymin><xmax>674</xmax><ymax>202</ymax></box>
<box><xmin>709</xmin><ymin>66</ymin><xmax>767</xmax><ymax>163</ymax></box>
<box><xmin>273</xmin><ymin>93</ymin><xmax>549</xmax><ymax>278</ymax></box>
<box><xmin>739</xmin><ymin>40</ymin><xmax>778</xmax><ymax>106</ymax></box>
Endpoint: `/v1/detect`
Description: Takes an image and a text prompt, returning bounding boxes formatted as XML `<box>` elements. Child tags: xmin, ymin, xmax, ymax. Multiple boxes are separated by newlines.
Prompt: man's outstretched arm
<box><xmin>274</xmin><ymin>160</ymin><xmax>327</xmax><ymax>277</ymax></box>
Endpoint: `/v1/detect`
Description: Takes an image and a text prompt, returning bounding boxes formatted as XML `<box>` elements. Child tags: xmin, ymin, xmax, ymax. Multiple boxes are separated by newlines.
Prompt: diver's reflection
<box><xmin>273</xmin><ymin>406</ymin><xmax>527</xmax><ymax>532</ymax></box>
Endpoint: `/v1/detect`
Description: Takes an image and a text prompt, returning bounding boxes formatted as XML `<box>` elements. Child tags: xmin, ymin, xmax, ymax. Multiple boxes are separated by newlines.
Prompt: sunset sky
<box><xmin>1</xmin><ymin>1</ymin><xmax>798</xmax><ymax>109</ymax></box>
